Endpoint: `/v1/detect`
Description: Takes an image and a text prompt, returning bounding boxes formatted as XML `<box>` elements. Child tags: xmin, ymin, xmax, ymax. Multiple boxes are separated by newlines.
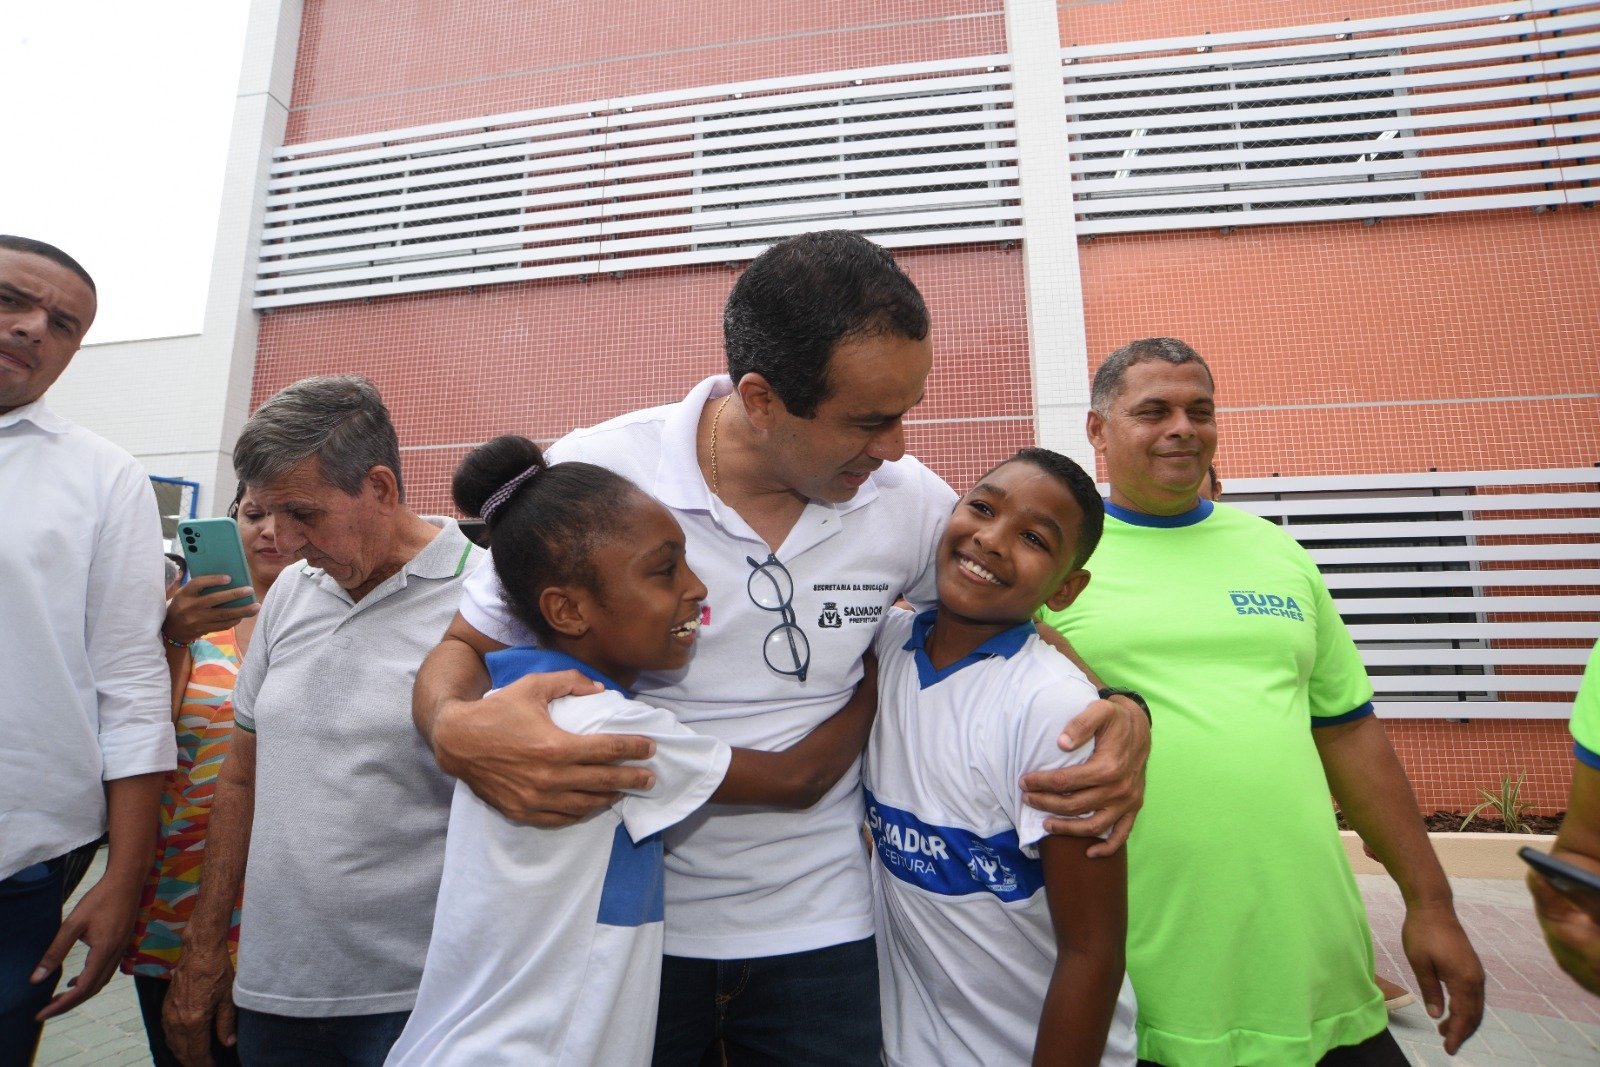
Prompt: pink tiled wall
<box><xmin>1080</xmin><ymin>210</ymin><xmax>1600</xmax><ymax>479</ymax></box>
<box><xmin>254</xmin><ymin>244</ymin><xmax>1036</xmax><ymax>507</ymax></box>
<box><xmin>1060</xmin><ymin>0</ymin><xmax>1493</xmax><ymax>46</ymax></box>
<box><xmin>286</xmin><ymin>0</ymin><xmax>1008</xmax><ymax>143</ymax></box>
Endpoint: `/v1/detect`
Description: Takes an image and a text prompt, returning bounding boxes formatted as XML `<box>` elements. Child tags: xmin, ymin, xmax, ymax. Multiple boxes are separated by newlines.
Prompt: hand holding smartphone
<box><xmin>176</xmin><ymin>518</ymin><xmax>256</xmax><ymax>610</ymax></box>
<box><xmin>1521</xmin><ymin>845</ymin><xmax>1600</xmax><ymax>918</ymax></box>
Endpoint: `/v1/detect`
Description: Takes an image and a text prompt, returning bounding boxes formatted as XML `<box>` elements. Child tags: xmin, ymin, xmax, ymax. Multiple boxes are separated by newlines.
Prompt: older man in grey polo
<box><xmin>164</xmin><ymin>376</ymin><xmax>482</xmax><ymax>1067</ymax></box>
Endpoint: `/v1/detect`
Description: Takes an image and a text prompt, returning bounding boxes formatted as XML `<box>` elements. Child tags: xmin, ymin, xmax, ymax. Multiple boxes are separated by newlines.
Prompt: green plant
<box><xmin>1459</xmin><ymin>772</ymin><xmax>1532</xmax><ymax>833</ymax></box>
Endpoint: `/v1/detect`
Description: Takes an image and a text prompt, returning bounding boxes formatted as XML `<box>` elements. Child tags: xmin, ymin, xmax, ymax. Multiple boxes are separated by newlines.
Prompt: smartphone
<box><xmin>176</xmin><ymin>518</ymin><xmax>256</xmax><ymax>610</ymax></box>
<box><xmin>1521</xmin><ymin>845</ymin><xmax>1600</xmax><ymax>910</ymax></box>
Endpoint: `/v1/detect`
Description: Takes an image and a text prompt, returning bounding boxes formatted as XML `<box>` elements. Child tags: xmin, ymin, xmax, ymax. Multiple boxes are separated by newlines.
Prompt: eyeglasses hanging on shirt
<box><xmin>745</xmin><ymin>553</ymin><xmax>810</xmax><ymax>683</ymax></box>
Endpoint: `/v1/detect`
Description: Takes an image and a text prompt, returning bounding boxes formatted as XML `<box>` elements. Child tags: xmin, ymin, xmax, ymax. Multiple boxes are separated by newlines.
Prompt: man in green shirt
<box><xmin>1039</xmin><ymin>338</ymin><xmax>1483</xmax><ymax>1066</ymax></box>
<box><xmin>1529</xmin><ymin>641</ymin><xmax>1600</xmax><ymax>993</ymax></box>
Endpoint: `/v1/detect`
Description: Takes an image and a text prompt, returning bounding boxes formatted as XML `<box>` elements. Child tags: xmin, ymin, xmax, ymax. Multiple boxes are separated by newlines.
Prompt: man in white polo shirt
<box><xmin>165</xmin><ymin>377</ymin><xmax>482</xmax><ymax>1067</ymax></box>
<box><xmin>0</xmin><ymin>235</ymin><xmax>173</xmax><ymax>1062</ymax></box>
<box><xmin>414</xmin><ymin>231</ymin><xmax>1151</xmax><ymax>1064</ymax></box>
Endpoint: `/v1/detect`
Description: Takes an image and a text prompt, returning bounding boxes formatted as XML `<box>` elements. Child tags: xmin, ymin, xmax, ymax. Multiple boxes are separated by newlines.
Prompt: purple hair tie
<box><xmin>480</xmin><ymin>464</ymin><xmax>542</xmax><ymax>524</ymax></box>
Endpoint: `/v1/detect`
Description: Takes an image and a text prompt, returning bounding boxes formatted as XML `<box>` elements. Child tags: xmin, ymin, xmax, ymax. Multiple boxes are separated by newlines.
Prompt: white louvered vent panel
<box><xmin>1211</xmin><ymin>467</ymin><xmax>1599</xmax><ymax>720</ymax></box>
<box><xmin>255</xmin><ymin>57</ymin><xmax>1020</xmax><ymax>309</ymax></box>
<box><xmin>1065</xmin><ymin>0</ymin><xmax>1600</xmax><ymax>233</ymax></box>
<box><xmin>255</xmin><ymin>1</ymin><xmax>1599</xmax><ymax>303</ymax></box>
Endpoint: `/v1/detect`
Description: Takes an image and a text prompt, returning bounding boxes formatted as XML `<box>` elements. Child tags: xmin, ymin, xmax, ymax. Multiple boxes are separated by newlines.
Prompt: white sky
<box><xmin>2</xmin><ymin>2</ymin><xmax>251</xmax><ymax>344</ymax></box>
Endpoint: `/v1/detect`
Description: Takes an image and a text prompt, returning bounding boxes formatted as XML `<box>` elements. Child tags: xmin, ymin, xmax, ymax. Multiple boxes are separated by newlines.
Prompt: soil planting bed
<box><xmin>1336</xmin><ymin>811</ymin><xmax>1561</xmax><ymax>835</ymax></box>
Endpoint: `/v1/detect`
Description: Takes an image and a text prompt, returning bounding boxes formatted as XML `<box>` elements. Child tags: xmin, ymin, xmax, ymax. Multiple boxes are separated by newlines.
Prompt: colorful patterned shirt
<box><xmin>123</xmin><ymin>630</ymin><xmax>245</xmax><ymax>976</ymax></box>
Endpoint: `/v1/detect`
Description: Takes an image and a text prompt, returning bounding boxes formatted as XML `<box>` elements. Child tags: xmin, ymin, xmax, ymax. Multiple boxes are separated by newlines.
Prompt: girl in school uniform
<box><xmin>387</xmin><ymin>436</ymin><xmax>874</xmax><ymax>1067</ymax></box>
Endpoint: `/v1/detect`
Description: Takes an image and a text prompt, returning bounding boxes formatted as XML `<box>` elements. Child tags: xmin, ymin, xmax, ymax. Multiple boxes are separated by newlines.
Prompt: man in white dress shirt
<box><xmin>0</xmin><ymin>236</ymin><xmax>174</xmax><ymax>1062</ymax></box>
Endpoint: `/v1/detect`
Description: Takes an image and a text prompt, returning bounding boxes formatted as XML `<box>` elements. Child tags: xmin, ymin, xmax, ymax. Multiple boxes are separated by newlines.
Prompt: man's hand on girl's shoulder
<box><xmin>434</xmin><ymin>671</ymin><xmax>655</xmax><ymax>826</ymax></box>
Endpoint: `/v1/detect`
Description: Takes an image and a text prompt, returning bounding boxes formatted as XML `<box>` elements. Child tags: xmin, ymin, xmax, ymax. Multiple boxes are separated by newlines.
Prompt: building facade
<box><xmin>76</xmin><ymin>0</ymin><xmax>1600</xmax><ymax>812</ymax></box>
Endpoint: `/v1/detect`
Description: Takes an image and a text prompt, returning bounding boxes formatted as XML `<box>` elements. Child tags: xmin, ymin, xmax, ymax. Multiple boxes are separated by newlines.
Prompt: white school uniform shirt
<box><xmin>458</xmin><ymin>374</ymin><xmax>953</xmax><ymax>959</ymax></box>
<box><xmin>865</xmin><ymin>609</ymin><xmax>1138</xmax><ymax>1067</ymax></box>
<box><xmin>0</xmin><ymin>399</ymin><xmax>173</xmax><ymax>880</ymax></box>
<box><xmin>387</xmin><ymin>649</ymin><xmax>731</xmax><ymax>1067</ymax></box>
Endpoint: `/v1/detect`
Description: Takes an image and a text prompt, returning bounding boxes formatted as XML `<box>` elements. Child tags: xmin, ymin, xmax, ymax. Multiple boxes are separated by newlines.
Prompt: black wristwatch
<box><xmin>1098</xmin><ymin>686</ymin><xmax>1151</xmax><ymax>724</ymax></box>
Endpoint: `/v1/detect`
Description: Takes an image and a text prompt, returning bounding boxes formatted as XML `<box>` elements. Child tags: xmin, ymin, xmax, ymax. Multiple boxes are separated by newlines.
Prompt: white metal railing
<box><xmin>255</xmin><ymin>57</ymin><xmax>1021</xmax><ymax>308</ymax></box>
<box><xmin>1217</xmin><ymin>466</ymin><xmax>1599</xmax><ymax>719</ymax></box>
<box><xmin>1065</xmin><ymin>0</ymin><xmax>1600</xmax><ymax>233</ymax></box>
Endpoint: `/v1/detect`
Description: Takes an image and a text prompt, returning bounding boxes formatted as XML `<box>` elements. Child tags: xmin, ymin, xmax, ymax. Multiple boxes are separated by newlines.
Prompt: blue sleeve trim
<box><xmin>596</xmin><ymin>824</ymin><xmax>665</xmax><ymax>927</ymax></box>
<box><xmin>1313</xmin><ymin>701</ymin><xmax>1374</xmax><ymax>728</ymax></box>
<box><xmin>1576</xmin><ymin>741</ymin><xmax>1600</xmax><ymax>771</ymax></box>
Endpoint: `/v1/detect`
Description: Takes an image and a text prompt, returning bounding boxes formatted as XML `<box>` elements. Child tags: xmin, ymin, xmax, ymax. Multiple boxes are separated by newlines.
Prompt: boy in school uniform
<box><xmin>864</xmin><ymin>447</ymin><xmax>1137</xmax><ymax>1067</ymax></box>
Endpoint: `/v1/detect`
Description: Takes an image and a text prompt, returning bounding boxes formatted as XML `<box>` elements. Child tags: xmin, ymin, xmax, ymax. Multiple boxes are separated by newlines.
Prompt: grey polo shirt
<box><xmin>232</xmin><ymin>518</ymin><xmax>481</xmax><ymax>1018</ymax></box>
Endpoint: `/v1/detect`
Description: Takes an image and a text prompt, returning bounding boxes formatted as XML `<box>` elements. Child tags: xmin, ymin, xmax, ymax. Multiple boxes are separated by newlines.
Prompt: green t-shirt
<box><xmin>1572</xmin><ymin>642</ymin><xmax>1600</xmax><ymax>770</ymax></box>
<box><xmin>1039</xmin><ymin>500</ymin><xmax>1386</xmax><ymax>1066</ymax></box>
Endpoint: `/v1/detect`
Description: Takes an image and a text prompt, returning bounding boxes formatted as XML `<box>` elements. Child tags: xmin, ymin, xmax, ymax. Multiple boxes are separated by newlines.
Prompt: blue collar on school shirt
<box><xmin>485</xmin><ymin>647</ymin><xmax>630</xmax><ymax>697</ymax></box>
<box><xmin>904</xmin><ymin>608</ymin><xmax>1035</xmax><ymax>689</ymax></box>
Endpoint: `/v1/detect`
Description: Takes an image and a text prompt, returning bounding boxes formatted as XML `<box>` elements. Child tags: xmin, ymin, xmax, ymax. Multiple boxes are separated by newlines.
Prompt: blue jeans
<box><xmin>0</xmin><ymin>860</ymin><xmax>67</xmax><ymax>1067</ymax></box>
<box><xmin>653</xmin><ymin>937</ymin><xmax>881</xmax><ymax>1066</ymax></box>
<box><xmin>234</xmin><ymin>1007</ymin><xmax>409</xmax><ymax>1067</ymax></box>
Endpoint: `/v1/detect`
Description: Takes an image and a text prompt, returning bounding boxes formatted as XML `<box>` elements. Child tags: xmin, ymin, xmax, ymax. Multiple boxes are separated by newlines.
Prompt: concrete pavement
<box><xmin>32</xmin><ymin>853</ymin><xmax>1600</xmax><ymax>1064</ymax></box>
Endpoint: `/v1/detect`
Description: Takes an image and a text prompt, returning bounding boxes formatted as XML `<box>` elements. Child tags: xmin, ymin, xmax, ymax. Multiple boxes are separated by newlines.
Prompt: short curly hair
<box><xmin>724</xmin><ymin>231</ymin><xmax>929</xmax><ymax>418</ymax></box>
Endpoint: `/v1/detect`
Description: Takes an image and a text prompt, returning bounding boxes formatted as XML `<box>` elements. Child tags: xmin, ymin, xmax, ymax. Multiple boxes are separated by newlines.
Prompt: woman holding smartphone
<box><xmin>122</xmin><ymin>484</ymin><xmax>288</xmax><ymax>1067</ymax></box>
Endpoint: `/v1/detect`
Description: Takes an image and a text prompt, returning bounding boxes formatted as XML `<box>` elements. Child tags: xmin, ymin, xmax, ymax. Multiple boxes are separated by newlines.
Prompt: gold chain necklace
<box><xmin>708</xmin><ymin>394</ymin><xmax>733</xmax><ymax>497</ymax></box>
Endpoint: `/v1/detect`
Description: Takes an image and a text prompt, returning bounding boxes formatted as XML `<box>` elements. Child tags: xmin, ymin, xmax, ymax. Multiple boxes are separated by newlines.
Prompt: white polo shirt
<box><xmin>459</xmin><ymin>375</ymin><xmax>955</xmax><ymax>958</ymax></box>
<box><xmin>865</xmin><ymin>609</ymin><xmax>1137</xmax><ymax>1067</ymax></box>
<box><xmin>0</xmin><ymin>399</ymin><xmax>173</xmax><ymax>881</ymax></box>
<box><xmin>389</xmin><ymin>649</ymin><xmax>730</xmax><ymax>1067</ymax></box>
<box><xmin>233</xmin><ymin>518</ymin><xmax>481</xmax><ymax>1017</ymax></box>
